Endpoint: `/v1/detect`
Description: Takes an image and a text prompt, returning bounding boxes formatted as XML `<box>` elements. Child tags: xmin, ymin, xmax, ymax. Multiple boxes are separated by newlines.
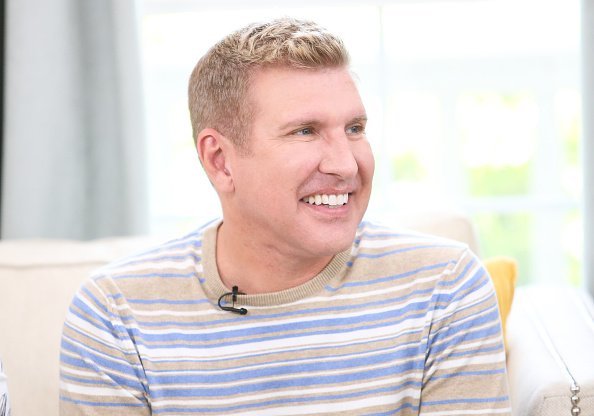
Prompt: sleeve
<box><xmin>0</xmin><ymin>359</ymin><xmax>10</xmax><ymax>416</ymax></box>
<box><xmin>419</xmin><ymin>248</ymin><xmax>512</xmax><ymax>416</ymax></box>
<box><xmin>59</xmin><ymin>277</ymin><xmax>151</xmax><ymax>416</ymax></box>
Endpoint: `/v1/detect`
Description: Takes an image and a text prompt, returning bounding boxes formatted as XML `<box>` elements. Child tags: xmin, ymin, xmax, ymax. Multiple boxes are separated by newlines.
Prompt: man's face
<box><xmin>223</xmin><ymin>66</ymin><xmax>375</xmax><ymax>260</ymax></box>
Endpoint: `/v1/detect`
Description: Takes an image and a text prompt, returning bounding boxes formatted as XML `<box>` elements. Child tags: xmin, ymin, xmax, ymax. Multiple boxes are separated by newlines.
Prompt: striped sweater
<box><xmin>60</xmin><ymin>220</ymin><xmax>511</xmax><ymax>415</ymax></box>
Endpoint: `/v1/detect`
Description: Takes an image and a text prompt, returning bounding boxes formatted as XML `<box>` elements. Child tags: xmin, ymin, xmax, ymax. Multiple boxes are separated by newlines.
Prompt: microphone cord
<box><xmin>218</xmin><ymin>286</ymin><xmax>248</xmax><ymax>315</ymax></box>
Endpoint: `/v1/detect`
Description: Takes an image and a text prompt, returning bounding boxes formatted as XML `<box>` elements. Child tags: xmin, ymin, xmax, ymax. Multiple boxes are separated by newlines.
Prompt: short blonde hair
<box><xmin>188</xmin><ymin>18</ymin><xmax>350</xmax><ymax>150</ymax></box>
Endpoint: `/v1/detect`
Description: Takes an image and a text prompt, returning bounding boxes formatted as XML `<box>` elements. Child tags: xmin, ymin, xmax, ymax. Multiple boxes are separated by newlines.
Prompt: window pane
<box><xmin>457</xmin><ymin>92</ymin><xmax>538</xmax><ymax>197</ymax></box>
<box><xmin>141</xmin><ymin>0</ymin><xmax>582</xmax><ymax>286</ymax></box>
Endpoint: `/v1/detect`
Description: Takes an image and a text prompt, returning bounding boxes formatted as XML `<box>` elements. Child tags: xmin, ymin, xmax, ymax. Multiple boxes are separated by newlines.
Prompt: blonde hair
<box><xmin>188</xmin><ymin>17</ymin><xmax>350</xmax><ymax>150</ymax></box>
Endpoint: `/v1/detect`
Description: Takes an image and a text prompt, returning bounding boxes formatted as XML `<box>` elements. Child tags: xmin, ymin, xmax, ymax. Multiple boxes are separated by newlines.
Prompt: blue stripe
<box><xmin>80</xmin><ymin>286</ymin><xmax>111</xmax><ymax>315</ymax></box>
<box><xmin>359</xmin><ymin>231</ymin><xmax>415</xmax><ymax>239</ymax></box>
<box><xmin>149</xmin><ymin>364</ymin><xmax>423</xmax><ymax>398</ymax></box>
<box><xmin>431</xmin><ymin>368</ymin><xmax>506</xmax><ymax>380</ymax></box>
<box><xmin>423</xmin><ymin>395</ymin><xmax>510</xmax><ymax>406</ymax></box>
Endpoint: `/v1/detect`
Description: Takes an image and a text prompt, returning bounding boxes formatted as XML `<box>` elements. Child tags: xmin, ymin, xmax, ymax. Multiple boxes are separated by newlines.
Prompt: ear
<box><xmin>196</xmin><ymin>128</ymin><xmax>234</xmax><ymax>193</ymax></box>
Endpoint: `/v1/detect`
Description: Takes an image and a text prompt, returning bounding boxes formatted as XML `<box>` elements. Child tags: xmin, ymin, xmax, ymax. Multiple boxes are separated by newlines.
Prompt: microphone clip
<box><xmin>218</xmin><ymin>286</ymin><xmax>248</xmax><ymax>315</ymax></box>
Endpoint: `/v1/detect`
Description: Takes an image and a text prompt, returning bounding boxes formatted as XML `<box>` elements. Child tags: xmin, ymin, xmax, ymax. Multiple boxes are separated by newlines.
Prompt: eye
<box><xmin>346</xmin><ymin>124</ymin><xmax>365</xmax><ymax>136</ymax></box>
<box><xmin>293</xmin><ymin>127</ymin><xmax>314</xmax><ymax>136</ymax></box>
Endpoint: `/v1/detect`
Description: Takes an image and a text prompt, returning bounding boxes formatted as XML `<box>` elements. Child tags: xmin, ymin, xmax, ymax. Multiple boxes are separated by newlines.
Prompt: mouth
<box><xmin>301</xmin><ymin>193</ymin><xmax>350</xmax><ymax>209</ymax></box>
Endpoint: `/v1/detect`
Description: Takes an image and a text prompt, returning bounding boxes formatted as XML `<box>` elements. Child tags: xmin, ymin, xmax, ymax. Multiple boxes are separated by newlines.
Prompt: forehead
<box><xmin>246</xmin><ymin>66</ymin><xmax>366</xmax><ymax>125</ymax></box>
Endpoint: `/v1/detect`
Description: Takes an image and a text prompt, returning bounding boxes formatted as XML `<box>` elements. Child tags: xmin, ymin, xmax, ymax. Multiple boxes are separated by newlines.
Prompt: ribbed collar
<box><xmin>200</xmin><ymin>220</ymin><xmax>350</xmax><ymax>307</ymax></box>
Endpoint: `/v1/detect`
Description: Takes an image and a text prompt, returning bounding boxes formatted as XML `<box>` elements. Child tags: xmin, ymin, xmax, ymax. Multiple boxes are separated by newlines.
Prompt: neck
<box><xmin>215</xmin><ymin>222</ymin><xmax>334</xmax><ymax>294</ymax></box>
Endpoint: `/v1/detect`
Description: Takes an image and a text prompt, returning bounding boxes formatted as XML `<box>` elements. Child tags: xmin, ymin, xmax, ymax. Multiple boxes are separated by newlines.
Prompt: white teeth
<box><xmin>303</xmin><ymin>193</ymin><xmax>350</xmax><ymax>207</ymax></box>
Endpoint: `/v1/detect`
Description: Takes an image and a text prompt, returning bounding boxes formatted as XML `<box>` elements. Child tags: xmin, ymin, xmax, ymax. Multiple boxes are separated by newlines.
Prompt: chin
<box><xmin>306</xmin><ymin>228</ymin><xmax>357</xmax><ymax>257</ymax></box>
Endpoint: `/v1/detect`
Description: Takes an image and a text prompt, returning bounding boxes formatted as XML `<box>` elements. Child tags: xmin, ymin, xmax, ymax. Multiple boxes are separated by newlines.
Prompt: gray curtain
<box><xmin>1</xmin><ymin>0</ymin><xmax>148</xmax><ymax>240</ymax></box>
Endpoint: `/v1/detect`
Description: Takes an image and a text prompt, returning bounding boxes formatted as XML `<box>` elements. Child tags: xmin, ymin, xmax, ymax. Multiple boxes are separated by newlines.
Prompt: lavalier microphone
<box><xmin>218</xmin><ymin>285</ymin><xmax>248</xmax><ymax>315</ymax></box>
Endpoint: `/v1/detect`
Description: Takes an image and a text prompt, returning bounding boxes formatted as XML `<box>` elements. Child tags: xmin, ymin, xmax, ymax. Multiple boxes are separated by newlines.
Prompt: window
<box><xmin>140</xmin><ymin>0</ymin><xmax>582</xmax><ymax>286</ymax></box>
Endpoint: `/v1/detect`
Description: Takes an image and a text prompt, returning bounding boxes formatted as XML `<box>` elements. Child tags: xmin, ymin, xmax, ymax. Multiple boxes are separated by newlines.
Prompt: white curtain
<box><xmin>583</xmin><ymin>0</ymin><xmax>594</xmax><ymax>296</ymax></box>
<box><xmin>1</xmin><ymin>0</ymin><xmax>148</xmax><ymax>239</ymax></box>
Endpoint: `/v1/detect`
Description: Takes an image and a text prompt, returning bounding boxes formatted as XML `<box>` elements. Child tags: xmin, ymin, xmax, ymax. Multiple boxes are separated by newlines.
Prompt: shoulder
<box><xmin>345</xmin><ymin>220</ymin><xmax>485</xmax><ymax>290</ymax></box>
<box><xmin>96</xmin><ymin>228</ymin><xmax>205</xmax><ymax>275</ymax></box>
<box><xmin>353</xmin><ymin>220</ymin><xmax>470</xmax><ymax>263</ymax></box>
<box><xmin>78</xmin><ymin>221</ymin><xmax>217</xmax><ymax>302</ymax></box>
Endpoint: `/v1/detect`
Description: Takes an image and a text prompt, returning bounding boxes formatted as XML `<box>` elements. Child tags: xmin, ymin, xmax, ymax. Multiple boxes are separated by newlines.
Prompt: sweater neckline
<box><xmin>200</xmin><ymin>220</ymin><xmax>350</xmax><ymax>307</ymax></box>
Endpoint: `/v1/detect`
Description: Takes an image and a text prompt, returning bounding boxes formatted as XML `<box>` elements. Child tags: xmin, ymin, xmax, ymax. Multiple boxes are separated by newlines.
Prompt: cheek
<box><xmin>271</xmin><ymin>147</ymin><xmax>322</xmax><ymax>180</ymax></box>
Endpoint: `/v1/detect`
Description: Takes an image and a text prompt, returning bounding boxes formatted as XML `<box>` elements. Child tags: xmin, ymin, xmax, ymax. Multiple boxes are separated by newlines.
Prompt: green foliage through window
<box><xmin>392</xmin><ymin>153</ymin><xmax>426</xmax><ymax>181</ymax></box>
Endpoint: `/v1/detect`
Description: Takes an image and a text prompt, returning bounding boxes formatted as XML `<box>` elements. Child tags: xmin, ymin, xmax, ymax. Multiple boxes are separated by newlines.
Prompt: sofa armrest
<box><xmin>506</xmin><ymin>286</ymin><xmax>594</xmax><ymax>416</ymax></box>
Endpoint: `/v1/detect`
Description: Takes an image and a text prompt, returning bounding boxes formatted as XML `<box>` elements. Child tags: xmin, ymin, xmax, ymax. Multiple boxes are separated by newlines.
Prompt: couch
<box><xmin>0</xmin><ymin>213</ymin><xmax>592</xmax><ymax>415</ymax></box>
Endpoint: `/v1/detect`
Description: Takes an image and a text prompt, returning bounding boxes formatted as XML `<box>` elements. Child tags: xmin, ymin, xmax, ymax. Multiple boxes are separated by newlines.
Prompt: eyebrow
<box><xmin>350</xmin><ymin>115</ymin><xmax>368</xmax><ymax>124</ymax></box>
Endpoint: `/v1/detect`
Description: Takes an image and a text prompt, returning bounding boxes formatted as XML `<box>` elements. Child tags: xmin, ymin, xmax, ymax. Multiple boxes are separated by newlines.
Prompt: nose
<box><xmin>318</xmin><ymin>134</ymin><xmax>358</xmax><ymax>179</ymax></box>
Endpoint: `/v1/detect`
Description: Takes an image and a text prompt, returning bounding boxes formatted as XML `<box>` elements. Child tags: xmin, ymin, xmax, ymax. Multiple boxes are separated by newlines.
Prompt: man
<box><xmin>60</xmin><ymin>18</ymin><xmax>510</xmax><ymax>415</ymax></box>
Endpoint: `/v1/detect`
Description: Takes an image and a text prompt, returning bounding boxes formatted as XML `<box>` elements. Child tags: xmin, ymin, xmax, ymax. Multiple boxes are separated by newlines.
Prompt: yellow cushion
<box><xmin>484</xmin><ymin>256</ymin><xmax>517</xmax><ymax>349</ymax></box>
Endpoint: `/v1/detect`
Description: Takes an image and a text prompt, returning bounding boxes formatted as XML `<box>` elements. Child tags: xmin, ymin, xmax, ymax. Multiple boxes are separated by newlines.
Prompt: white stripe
<box><xmin>421</xmin><ymin>407</ymin><xmax>512</xmax><ymax>415</ymax></box>
<box><xmin>61</xmin><ymin>366</ymin><xmax>101</xmax><ymax>379</ymax></box>
<box><xmin>359</xmin><ymin>236</ymin><xmax>465</xmax><ymax>249</ymax></box>
<box><xmin>60</xmin><ymin>381</ymin><xmax>139</xmax><ymax>399</ymax></box>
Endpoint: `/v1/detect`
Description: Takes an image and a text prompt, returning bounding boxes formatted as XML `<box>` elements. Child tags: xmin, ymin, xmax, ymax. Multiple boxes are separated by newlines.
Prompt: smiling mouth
<box><xmin>301</xmin><ymin>193</ymin><xmax>349</xmax><ymax>208</ymax></box>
